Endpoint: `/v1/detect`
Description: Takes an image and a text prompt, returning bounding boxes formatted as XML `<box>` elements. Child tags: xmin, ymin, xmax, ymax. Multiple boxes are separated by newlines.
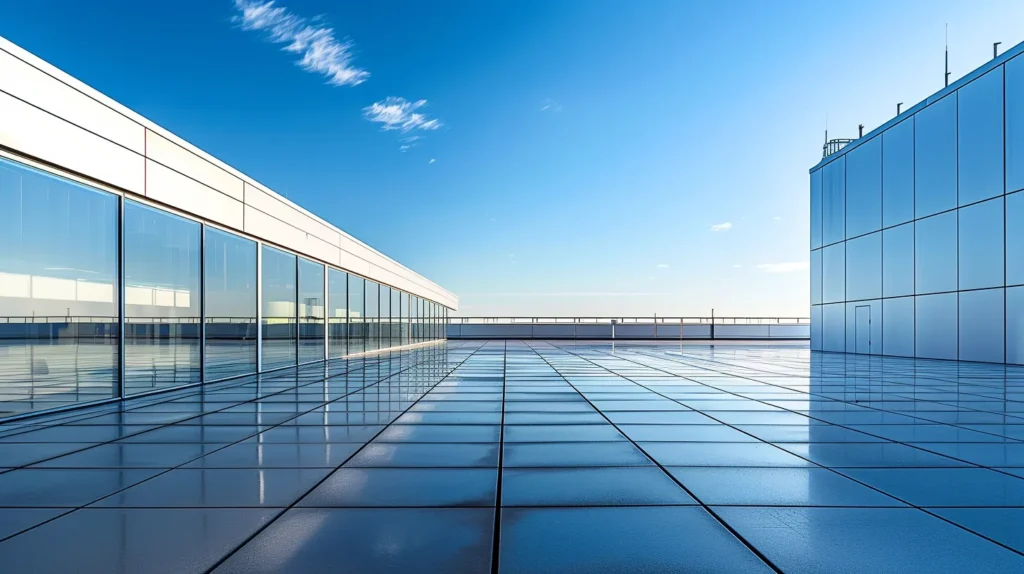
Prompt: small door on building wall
<box><xmin>855</xmin><ymin>305</ymin><xmax>871</xmax><ymax>354</ymax></box>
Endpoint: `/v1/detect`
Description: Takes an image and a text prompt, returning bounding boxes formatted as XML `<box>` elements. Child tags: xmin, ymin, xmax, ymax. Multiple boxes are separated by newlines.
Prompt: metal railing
<box><xmin>445</xmin><ymin>316</ymin><xmax>810</xmax><ymax>341</ymax></box>
<box><xmin>822</xmin><ymin>138</ymin><xmax>855</xmax><ymax>158</ymax></box>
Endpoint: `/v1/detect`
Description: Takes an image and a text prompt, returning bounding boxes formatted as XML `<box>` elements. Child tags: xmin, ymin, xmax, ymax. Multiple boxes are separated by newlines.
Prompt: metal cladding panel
<box><xmin>0</xmin><ymin>49</ymin><xmax>144</xmax><ymax>154</ymax></box>
<box><xmin>614</xmin><ymin>324</ymin><xmax>657</xmax><ymax>338</ymax></box>
<box><xmin>147</xmin><ymin>131</ymin><xmax>243</xmax><ymax>201</ymax></box>
<box><xmin>716</xmin><ymin>325</ymin><xmax>771</xmax><ymax>339</ymax></box>
<box><xmin>575</xmin><ymin>324</ymin><xmax>613</xmax><ymax>338</ymax></box>
<box><xmin>0</xmin><ymin>91</ymin><xmax>144</xmax><ymax>194</ymax></box>
<box><xmin>683</xmin><ymin>324</ymin><xmax>712</xmax><ymax>338</ymax></box>
<box><xmin>146</xmin><ymin>159</ymin><xmax>243</xmax><ymax>229</ymax></box>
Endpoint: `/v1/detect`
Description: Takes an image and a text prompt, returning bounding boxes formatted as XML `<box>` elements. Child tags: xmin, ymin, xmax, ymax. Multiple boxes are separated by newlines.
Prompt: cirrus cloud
<box><xmin>710</xmin><ymin>222</ymin><xmax>733</xmax><ymax>232</ymax></box>
<box><xmin>363</xmin><ymin>97</ymin><xmax>442</xmax><ymax>132</ymax></box>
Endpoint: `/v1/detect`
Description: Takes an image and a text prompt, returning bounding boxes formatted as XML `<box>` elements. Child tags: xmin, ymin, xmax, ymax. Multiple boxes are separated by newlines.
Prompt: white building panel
<box><xmin>146</xmin><ymin>159</ymin><xmax>243</xmax><ymax>230</ymax></box>
<box><xmin>146</xmin><ymin>131</ymin><xmax>243</xmax><ymax>201</ymax></box>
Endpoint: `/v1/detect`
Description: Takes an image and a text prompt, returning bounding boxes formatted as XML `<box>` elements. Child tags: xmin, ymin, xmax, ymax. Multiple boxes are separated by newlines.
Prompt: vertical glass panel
<box><xmin>810</xmin><ymin>306</ymin><xmax>822</xmax><ymax>351</ymax></box>
<box><xmin>391</xmin><ymin>289</ymin><xmax>401</xmax><ymax>345</ymax></box>
<box><xmin>413</xmin><ymin>296</ymin><xmax>421</xmax><ymax>342</ymax></box>
<box><xmin>882</xmin><ymin>117</ymin><xmax>915</xmax><ymax>227</ymax></box>
<box><xmin>0</xmin><ymin>159</ymin><xmax>119</xmax><ymax>414</ymax></box>
<box><xmin>1008</xmin><ymin>57</ymin><xmax>1024</xmax><ymax>193</ymax></box>
<box><xmin>365</xmin><ymin>281</ymin><xmax>379</xmax><ymax>351</ymax></box>
<box><xmin>348</xmin><ymin>276</ymin><xmax>365</xmax><ymax>355</ymax></box>
<box><xmin>822</xmin><ymin>243</ymin><xmax>845</xmax><ymax>304</ymax></box>
<box><xmin>810</xmin><ymin>250</ymin><xmax>822</xmax><ymax>306</ymax></box>
<box><xmin>845</xmin><ymin>137</ymin><xmax>882</xmax><ymax>238</ymax></box>
<box><xmin>915</xmin><ymin>293</ymin><xmax>957</xmax><ymax>360</ymax></box>
<box><xmin>401</xmin><ymin>292</ymin><xmax>410</xmax><ymax>345</ymax></box>
<box><xmin>1006</xmin><ymin>192</ymin><xmax>1024</xmax><ymax>286</ymax></box>
<box><xmin>822</xmin><ymin>156</ymin><xmax>845</xmax><ymax>245</ymax></box>
<box><xmin>822</xmin><ymin>303</ymin><xmax>845</xmax><ymax>352</ymax></box>
<box><xmin>1007</xmin><ymin>286</ymin><xmax>1024</xmax><ymax>364</ymax></box>
<box><xmin>959</xmin><ymin>288</ymin><xmax>1004</xmax><ymax>363</ymax></box>
<box><xmin>882</xmin><ymin>223</ymin><xmax>914</xmax><ymax>298</ymax></box>
<box><xmin>958</xmin><ymin>67</ymin><xmax>1004</xmax><ymax>205</ymax></box>
<box><xmin>380</xmin><ymin>285</ymin><xmax>391</xmax><ymax>350</ymax></box>
<box><xmin>915</xmin><ymin>94</ymin><xmax>958</xmax><ymax>218</ymax></box>
<box><xmin>845</xmin><ymin>232</ymin><xmax>881</xmax><ymax>301</ymax></box>
<box><xmin>811</xmin><ymin>170</ymin><xmax>823</xmax><ymax>249</ymax></box>
<box><xmin>915</xmin><ymin>212</ymin><xmax>957</xmax><ymax>294</ymax></box>
<box><xmin>260</xmin><ymin>246</ymin><xmax>296</xmax><ymax>369</ymax></box>
<box><xmin>327</xmin><ymin>268</ymin><xmax>347</xmax><ymax>359</ymax></box>
<box><xmin>958</xmin><ymin>197</ymin><xmax>1004</xmax><ymax>290</ymax></box>
<box><xmin>204</xmin><ymin>228</ymin><xmax>257</xmax><ymax>380</ymax></box>
<box><xmin>882</xmin><ymin>296</ymin><xmax>914</xmax><ymax>357</ymax></box>
<box><xmin>124</xmin><ymin>201</ymin><xmax>200</xmax><ymax>394</ymax></box>
<box><xmin>297</xmin><ymin>258</ymin><xmax>324</xmax><ymax>363</ymax></box>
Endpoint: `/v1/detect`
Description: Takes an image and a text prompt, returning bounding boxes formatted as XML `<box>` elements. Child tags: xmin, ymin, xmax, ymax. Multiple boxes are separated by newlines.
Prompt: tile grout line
<box><xmin>490</xmin><ymin>340</ymin><xmax>508</xmax><ymax>573</ymax></box>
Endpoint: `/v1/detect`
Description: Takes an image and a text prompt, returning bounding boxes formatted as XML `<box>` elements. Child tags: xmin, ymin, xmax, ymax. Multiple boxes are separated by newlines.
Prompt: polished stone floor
<box><xmin>0</xmin><ymin>340</ymin><xmax>1023</xmax><ymax>572</ymax></box>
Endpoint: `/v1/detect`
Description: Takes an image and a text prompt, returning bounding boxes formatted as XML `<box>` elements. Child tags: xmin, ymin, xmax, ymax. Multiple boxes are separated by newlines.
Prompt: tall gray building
<box><xmin>810</xmin><ymin>40</ymin><xmax>1024</xmax><ymax>363</ymax></box>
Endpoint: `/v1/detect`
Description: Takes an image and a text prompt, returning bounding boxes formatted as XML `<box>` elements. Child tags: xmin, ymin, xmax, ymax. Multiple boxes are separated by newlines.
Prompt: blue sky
<box><xmin>3</xmin><ymin>0</ymin><xmax>1023</xmax><ymax>317</ymax></box>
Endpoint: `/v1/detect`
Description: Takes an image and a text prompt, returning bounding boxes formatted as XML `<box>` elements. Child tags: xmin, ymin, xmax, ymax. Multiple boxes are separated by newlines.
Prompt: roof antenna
<box><xmin>897</xmin><ymin>102</ymin><xmax>903</xmax><ymax>115</ymax></box>
<box><xmin>858</xmin><ymin>124</ymin><xmax>864</xmax><ymax>138</ymax></box>
<box><xmin>944</xmin><ymin>24</ymin><xmax>951</xmax><ymax>87</ymax></box>
<box><xmin>994</xmin><ymin>42</ymin><xmax>1002</xmax><ymax>59</ymax></box>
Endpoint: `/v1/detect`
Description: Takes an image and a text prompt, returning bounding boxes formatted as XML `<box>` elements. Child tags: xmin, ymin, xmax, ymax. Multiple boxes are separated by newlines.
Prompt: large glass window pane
<box><xmin>915</xmin><ymin>94</ymin><xmax>958</xmax><ymax>218</ymax></box>
<box><xmin>1007</xmin><ymin>286</ymin><xmax>1024</xmax><ymax>364</ymax></box>
<box><xmin>915</xmin><ymin>293</ymin><xmax>957</xmax><ymax>360</ymax></box>
<box><xmin>261</xmin><ymin>246</ymin><xmax>296</xmax><ymax>369</ymax></box>
<box><xmin>380</xmin><ymin>285</ymin><xmax>392</xmax><ymax>349</ymax></box>
<box><xmin>822</xmin><ymin>303</ymin><xmax>844</xmax><ymax>352</ymax></box>
<box><xmin>412</xmin><ymin>296</ymin><xmax>421</xmax><ymax>342</ymax></box>
<box><xmin>124</xmin><ymin>201</ymin><xmax>200</xmax><ymax>394</ymax></box>
<box><xmin>1008</xmin><ymin>57</ymin><xmax>1024</xmax><ymax>193</ymax></box>
<box><xmin>0</xmin><ymin>159</ymin><xmax>119</xmax><ymax>414</ymax></box>
<box><xmin>882</xmin><ymin>223</ymin><xmax>914</xmax><ymax>298</ymax></box>
<box><xmin>958</xmin><ymin>197</ymin><xmax>1004</xmax><ymax>290</ymax></box>
<box><xmin>959</xmin><ymin>288</ymin><xmax>1004</xmax><ymax>363</ymax></box>
<box><xmin>822</xmin><ymin>157</ymin><xmax>845</xmax><ymax>246</ymax></box>
<box><xmin>328</xmin><ymin>268</ymin><xmax>347</xmax><ymax>359</ymax></box>
<box><xmin>845</xmin><ymin>137</ymin><xmax>882</xmax><ymax>238</ymax></box>
<box><xmin>204</xmin><ymin>228</ymin><xmax>257</xmax><ymax>380</ymax></box>
<box><xmin>298</xmin><ymin>257</ymin><xmax>324</xmax><ymax>363</ymax></box>
<box><xmin>810</xmin><ymin>306</ymin><xmax>822</xmax><ymax>351</ymax></box>
<box><xmin>365</xmin><ymin>281</ymin><xmax>379</xmax><ymax>351</ymax></box>
<box><xmin>882</xmin><ymin>296</ymin><xmax>914</xmax><ymax>357</ymax></box>
<box><xmin>810</xmin><ymin>250</ymin><xmax>822</xmax><ymax>306</ymax></box>
<box><xmin>845</xmin><ymin>232</ymin><xmax>881</xmax><ymax>301</ymax></box>
<box><xmin>811</xmin><ymin>170</ymin><xmax>823</xmax><ymax>249</ymax></box>
<box><xmin>822</xmin><ymin>243</ymin><xmax>845</xmax><ymax>304</ymax></box>
<box><xmin>1007</xmin><ymin>192</ymin><xmax>1024</xmax><ymax>286</ymax></box>
<box><xmin>882</xmin><ymin>118</ymin><xmax>914</xmax><ymax>227</ymax></box>
<box><xmin>915</xmin><ymin>212</ymin><xmax>957</xmax><ymax>295</ymax></box>
<box><xmin>958</xmin><ymin>67</ymin><xmax>1004</xmax><ymax>205</ymax></box>
<box><xmin>348</xmin><ymin>276</ymin><xmax>365</xmax><ymax>355</ymax></box>
<box><xmin>401</xmin><ymin>292</ymin><xmax>410</xmax><ymax>345</ymax></box>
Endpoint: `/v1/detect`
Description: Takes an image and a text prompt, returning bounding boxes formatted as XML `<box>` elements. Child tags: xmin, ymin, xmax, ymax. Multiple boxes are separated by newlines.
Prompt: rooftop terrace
<box><xmin>0</xmin><ymin>340</ymin><xmax>1022</xmax><ymax>572</ymax></box>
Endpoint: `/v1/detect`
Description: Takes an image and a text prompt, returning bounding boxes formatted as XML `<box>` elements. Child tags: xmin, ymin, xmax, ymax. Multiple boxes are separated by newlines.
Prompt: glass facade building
<box><xmin>0</xmin><ymin>39</ymin><xmax>454</xmax><ymax>419</ymax></box>
<box><xmin>810</xmin><ymin>41</ymin><xmax>1024</xmax><ymax>363</ymax></box>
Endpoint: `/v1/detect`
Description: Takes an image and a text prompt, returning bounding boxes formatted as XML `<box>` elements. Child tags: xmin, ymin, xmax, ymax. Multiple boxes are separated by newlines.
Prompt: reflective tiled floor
<box><xmin>1</xmin><ymin>341</ymin><xmax>1024</xmax><ymax>572</ymax></box>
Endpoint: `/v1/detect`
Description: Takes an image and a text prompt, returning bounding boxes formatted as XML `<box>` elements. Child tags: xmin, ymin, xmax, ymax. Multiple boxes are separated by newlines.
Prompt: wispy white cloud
<box><xmin>773</xmin><ymin>216</ymin><xmax>782</xmax><ymax>221</ymax></box>
<box><xmin>756</xmin><ymin>261</ymin><xmax>809</xmax><ymax>273</ymax></box>
<box><xmin>656</xmin><ymin>263</ymin><xmax>670</xmax><ymax>269</ymax></box>
<box><xmin>540</xmin><ymin>98</ymin><xmax>563</xmax><ymax>112</ymax></box>
<box><xmin>363</xmin><ymin>97</ymin><xmax>442</xmax><ymax>132</ymax></box>
<box><xmin>428</xmin><ymin>158</ymin><xmax>436</xmax><ymax>164</ymax></box>
<box><xmin>710</xmin><ymin>222</ymin><xmax>733</xmax><ymax>232</ymax></box>
<box><xmin>233</xmin><ymin>1</ymin><xmax>369</xmax><ymax>86</ymax></box>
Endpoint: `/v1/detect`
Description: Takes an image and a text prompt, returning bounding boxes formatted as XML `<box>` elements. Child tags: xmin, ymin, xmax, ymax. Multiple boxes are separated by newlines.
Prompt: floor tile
<box><xmin>375</xmin><ymin>424</ymin><xmax>500</xmax><ymax>443</ymax></box>
<box><xmin>0</xmin><ymin>469</ymin><xmax>160</xmax><ymax>507</ymax></box>
<box><xmin>716</xmin><ymin>507</ymin><xmax>1024</xmax><ymax>572</ymax></box>
<box><xmin>346</xmin><ymin>443</ymin><xmax>499</xmax><ymax>467</ymax></box>
<box><xmin>640</xmin><ymin>442</ymin><xmax>813</xmax><ymax>467</ymax></box>
<box><xmin>214</xmin><ymin>508</ymin><xmax>493</xmax><ymax>573</ymax></box>
<box><xmin>502</xmin><ymin>467</ymin><xmax>696</xmax><ymax>506</ymax></box>
<box><xmin>929</xmin><ymin>508</ymin><xmax>1024</xmax><ymax>552</ymax></box>
<box><xmin>778</xmin><ymin>443</ymin><xmax>970</xmax><ymax>468</ymax></box>
<box><xmin>300</xmin><ymin>467</ymin><xmax>497</xmax><ymax>507</ymax></box>
<box><xmin>93</xmin><ymin>468</ymin><xmax>329</xmax><ymax>507</ymax></box>
<box><xmin>839</xmin><ymin>468</ymin><xmax>1024</xmax><ymax>506</ymax></box>
<box><xmin>668</xmin><ymin>467</ymin><xmax>904</xmax><ymax>506</ymax></box>
<box><xmin>503</xmin><ymin>424</ymin><xmax>626</xmax><ymax>442</ymax></box>
<box><xmin>498</xmin><ymin>506</ymin><xmax>772</xmax><ymax>573</ymax></box>
<box><xmin>503</xmin><ymin>442</ymin><xmax>652</xmax><ymax>467</ymax></box>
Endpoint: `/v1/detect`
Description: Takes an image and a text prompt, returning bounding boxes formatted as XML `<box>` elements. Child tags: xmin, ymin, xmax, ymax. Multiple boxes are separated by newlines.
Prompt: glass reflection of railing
<box><xmin>447</xmin><ymin>316</ymin><xmax>810</xmax><ymax>325</ymax></box>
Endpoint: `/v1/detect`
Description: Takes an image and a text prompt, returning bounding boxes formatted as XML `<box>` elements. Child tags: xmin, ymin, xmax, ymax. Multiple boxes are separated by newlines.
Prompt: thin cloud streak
<box><xmin>363</xmin><ymin>97</ymin><xmax>442</xmax><ymax>132</ymax></box>
<box><xmin>710</xmin><ymin>222</ymin><xmax>733</xmax><ymax>232</ymax></box>
<box><xmin>233</xmin><ymin>0</ymin><xmax>369</xmax><ymax>86</ymax></box>
<box><xmin>656</xmin><ymin>263</ymin><xmax>670</xmax><ymax>268</ymax></box>
<box><xmin>756</xmin><ymin>261</ymin><xmax>809</xmax><ymax>273</ymax></box>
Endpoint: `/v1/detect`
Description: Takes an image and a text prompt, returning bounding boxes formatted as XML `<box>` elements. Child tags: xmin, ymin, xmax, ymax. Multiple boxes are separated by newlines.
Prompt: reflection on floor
<box><xmin>0</xmin><ymin>341</ymin><xmax>1023</xmax><ymax>572</ymax></box>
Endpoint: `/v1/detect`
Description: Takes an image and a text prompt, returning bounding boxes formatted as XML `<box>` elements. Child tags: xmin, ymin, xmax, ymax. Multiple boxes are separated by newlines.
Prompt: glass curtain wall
<box><xmin>391</xmin><ymin>289</ymin><xmax>402</xmax><ymax>345</ymax></box>
<box><xmin>328</xmin><ymin>268</ymin><xmax>347</xmax><ymax>359</ymax></box>
<box><xmin>298</xmin><ymin>257</ymin><xmax>325</xmax><ymax>364</ymax></box>
<box><xmin>204</xmin><ymin>228</ymin><xmax>257</xmax><ymax>380</ymax></box>
<box><xmin>0</xmin><ymin>158</ymin><xmax>119</xmax><ymax>414</ymax></box>
<box><xmin>401</xmin><ymin>292</ymin><xmax>410</xmax><ymax>345</ymax></box>
<box><xmin>261</xmin><ymin>246</ymin><xmax>297</xmax><ymax>369</ymax></box>
<box><xmin>124</xmin><ymin>201</ymin><xmax>201</xmax><ymax>395</ymax></box>
<box><xmin>365</xmin><ymin>281</ymin><xmax>379</xmax><ymax>352</ymax></box>
<box><xmin>380</xmin><ymin>285</ymin><xmax>391</xmax><ymax>350</ymax></box>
